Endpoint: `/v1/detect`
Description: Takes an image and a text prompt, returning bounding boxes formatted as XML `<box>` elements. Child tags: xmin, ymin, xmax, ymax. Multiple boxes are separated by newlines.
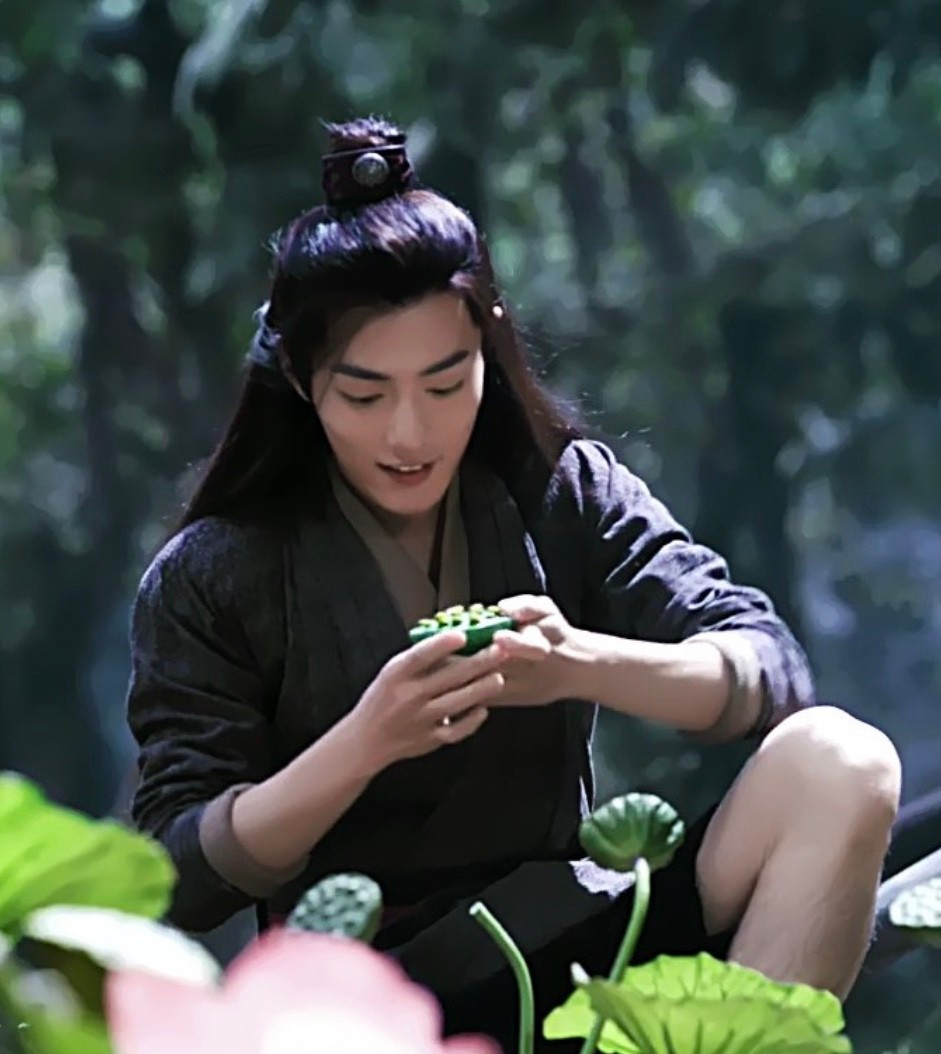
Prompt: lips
<box><xmin>378</xmin><ymin>461</ymin><xmax>436</xmax><ymax>486</ymax></box>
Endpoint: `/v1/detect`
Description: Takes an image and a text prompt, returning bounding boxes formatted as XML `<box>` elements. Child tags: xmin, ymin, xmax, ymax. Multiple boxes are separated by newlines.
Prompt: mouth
<box><xmin>378</xmin><ymin>461</ymin><xmax>437</xmax><ymax>486</ymax></box>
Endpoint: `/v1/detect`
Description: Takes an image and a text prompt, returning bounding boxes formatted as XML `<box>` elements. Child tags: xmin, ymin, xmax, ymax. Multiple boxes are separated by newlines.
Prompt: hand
<box><xmin>489</xmin><ymin>594</ymin><xmax>593</xmax><ymax>708</ymax></box>
<box><xmin>347</xmin><ymin>630</ymin><xmax>506</xmax><ymax>769</ymax></box>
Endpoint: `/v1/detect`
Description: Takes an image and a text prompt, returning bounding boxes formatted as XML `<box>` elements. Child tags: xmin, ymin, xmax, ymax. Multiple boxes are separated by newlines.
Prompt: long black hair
<box><xmin>171</xmin><ymin>117</ymin><xmax>580</xmax><ymax>536</ymax></box>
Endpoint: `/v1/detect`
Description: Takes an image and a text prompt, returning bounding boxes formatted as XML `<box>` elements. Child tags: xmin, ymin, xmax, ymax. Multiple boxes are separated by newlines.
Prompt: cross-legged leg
<box><xmin>695</xmin><ymin>706</ymin><xmax>901</xmax><ymax>999</ymax></box>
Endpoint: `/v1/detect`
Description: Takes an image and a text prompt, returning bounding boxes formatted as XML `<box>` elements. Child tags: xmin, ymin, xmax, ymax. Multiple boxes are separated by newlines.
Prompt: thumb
<box><xmin>493</xmin><ymin>624</ymin><xmax>551</xmax><ymax>661</ymax></box>
<box><xmin>498</xmin><ymin>593</ymin><xmax>557</xmax><ymax>624</ymax></box>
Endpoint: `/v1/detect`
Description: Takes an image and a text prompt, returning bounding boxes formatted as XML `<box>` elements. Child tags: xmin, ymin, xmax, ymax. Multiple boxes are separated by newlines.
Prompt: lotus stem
<box><xmin>609</xmin><ymin>856</ymin><xmax>651</xmax><ymax>981</ymax></box>
<box><xmin>0</xmin><ymin>977</ymin><xmax>28</xmax><ymax>1054</ymax></box>
<box><xmin>578</xmin><ymin>856</ymin><xmax>651</xmax><ymax>1054</ymax></box>
<box><xmin>469</xmin><ymin>901</ymin><xmax>533</xmax><ymax>1054</ymax></box>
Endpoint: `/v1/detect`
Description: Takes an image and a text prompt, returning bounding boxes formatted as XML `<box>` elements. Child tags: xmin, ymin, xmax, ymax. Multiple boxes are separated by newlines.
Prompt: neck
<box><xmin>371</xmin><ymin>502</ymin><xmax>440</xmax><ymax>543</ymax></box>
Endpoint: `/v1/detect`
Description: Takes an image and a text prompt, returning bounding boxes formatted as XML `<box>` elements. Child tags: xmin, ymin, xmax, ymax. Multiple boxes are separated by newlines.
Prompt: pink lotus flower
<box><xmin>106</xmin><ymin>928</ymin><xmax>499</xmax><ymax>1054</ymax></box>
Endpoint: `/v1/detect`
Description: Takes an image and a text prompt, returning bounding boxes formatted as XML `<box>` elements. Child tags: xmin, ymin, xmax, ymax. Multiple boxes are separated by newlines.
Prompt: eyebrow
<box><xmin>330</xmin><ymin>348</ymin><xmax>471</xmax><ymax>382</ymax></box>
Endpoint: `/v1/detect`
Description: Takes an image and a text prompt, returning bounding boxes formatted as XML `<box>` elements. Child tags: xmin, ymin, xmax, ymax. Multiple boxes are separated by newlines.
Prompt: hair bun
<box><xmin>321</xmin><ymin>119</ymin><xmax>417</xmax><ymax>208</ymax></box>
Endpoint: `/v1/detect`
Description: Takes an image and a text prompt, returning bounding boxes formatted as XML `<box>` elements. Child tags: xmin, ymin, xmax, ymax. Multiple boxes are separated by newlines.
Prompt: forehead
<box><xmin>338</xmin><ymin>292</ymin><xmax>479</xmax><ymax>371</ymax></box>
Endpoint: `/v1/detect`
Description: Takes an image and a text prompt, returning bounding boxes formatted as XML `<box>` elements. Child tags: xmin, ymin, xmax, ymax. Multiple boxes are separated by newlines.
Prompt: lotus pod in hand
<box><xmin>579</xmin><ymin>792</ymin><xmax>685</xmax><ymax>873</ymax></box>
<box><xmin>286</xmin><ymin>873</ymin><xmax>383</xmax><ymax>944</ymax></box>
<box><xmin>408</xmin><ymin>603</ymin><xmax>515</xmax><ymax>655</ymax></box>
<box><xmin>889</xmin><ymin>877</ymin><xmax>941</xmax><ymax>948</ymax></box>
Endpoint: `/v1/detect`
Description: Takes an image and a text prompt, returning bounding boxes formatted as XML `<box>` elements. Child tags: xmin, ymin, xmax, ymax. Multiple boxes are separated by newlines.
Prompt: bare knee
<box><xmin>758</xmin><ymin>706</ymin><xmax>901</xmax><ymax>836</ymax></box>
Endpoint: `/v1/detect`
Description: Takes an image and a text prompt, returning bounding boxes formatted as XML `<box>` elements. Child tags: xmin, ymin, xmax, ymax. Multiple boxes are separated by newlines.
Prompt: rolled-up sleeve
<box><xmin>569</xmin><ymin>440</ymin><xmax>814</xmax><ymax>738</ymax></box>
<box><xmin>126</xmin><ymin>521</ymin><xmax>304</xmax><ymax>932</ymax></box>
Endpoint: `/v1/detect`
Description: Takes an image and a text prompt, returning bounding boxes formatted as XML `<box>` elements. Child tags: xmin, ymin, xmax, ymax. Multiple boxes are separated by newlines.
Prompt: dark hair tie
<box><xmin>321</xmin><ymin>142</ymin><xmax>416</xmax><ymax>208</ymax></box>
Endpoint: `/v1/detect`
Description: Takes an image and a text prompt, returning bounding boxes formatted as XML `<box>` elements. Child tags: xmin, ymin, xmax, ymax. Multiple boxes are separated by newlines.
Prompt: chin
<box><xmin>379</xmin><ymin>487</ymin><xmax>443</xmax><ymax>516</ymax></box>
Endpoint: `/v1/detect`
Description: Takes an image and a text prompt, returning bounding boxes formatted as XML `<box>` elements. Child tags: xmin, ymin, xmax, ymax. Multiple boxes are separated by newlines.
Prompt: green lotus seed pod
<box><xmin>407</xmin><ymin>601</ymin><xmax>516</xmax><ymax>655</ymax></box>
<box><xmin>286</xmin><ymin>873</ymin><xmax>383</xmax><ymax>944</ymax></box>
<box><xmin>579</xmin><ymin>792</ymin><xmax>685</xmax><ymax>873</ymax></box>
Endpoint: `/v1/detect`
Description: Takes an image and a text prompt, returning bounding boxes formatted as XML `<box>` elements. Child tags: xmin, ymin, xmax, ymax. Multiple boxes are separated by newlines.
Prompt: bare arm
<box><xmin>564</xmin><ymin>630</ymin><xmax>758</xmax><ymax>739</ymax></box>
<box><xmin>227</xmin><ymin>714</ymin><xmax>380</xmax><ymax>872</ymax></box>
<box><xmin>494</xmin><ymin>596</ymin><xmax>761</xmax><ymax>742</ymax></box>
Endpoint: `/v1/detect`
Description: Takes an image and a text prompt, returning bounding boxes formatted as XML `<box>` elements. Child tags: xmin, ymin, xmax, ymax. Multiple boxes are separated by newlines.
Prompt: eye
<box><xmin>340</xmin><ymin>392</ymin><xmax>382</xmax><ymax>406</ymax></box>
<box><xmin>428</xmin><ymin>380</ymin><xmax>464</xmax><ymax>398</ymax></box>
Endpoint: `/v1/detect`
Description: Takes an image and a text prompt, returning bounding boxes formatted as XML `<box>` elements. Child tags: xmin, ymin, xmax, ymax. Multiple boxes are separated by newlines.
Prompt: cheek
<box><xmin>464</xmin><ymin>380</ymin><xmax>485</xmax><ymax>424</ymax></box>
<box><xmin>454</xmin><ymin>361</ymin><xmax>485</xmax><ymax>422</ymax></box>
<box><xmin>463</xmin><ymin>366</ymin><xmax>486</xmax><ymax>426</ymax></box>
<box><xmin>316</xmin><ymin>399</ymin><xmax>375</xmax><ymax>457</ymax></box>
<box><xmin>436</xmin><ymin>386</ymin><xmax>482</xmax><ymax>448</ymax></box>
<box><xmin>470</xmin><ymin>362</ymin><xmax>485</xmax><ymax>404</ymax></box>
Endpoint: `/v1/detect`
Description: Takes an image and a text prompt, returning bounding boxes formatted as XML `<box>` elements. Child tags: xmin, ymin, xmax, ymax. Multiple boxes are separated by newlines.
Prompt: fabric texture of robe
<box><xmin>126</xmin><ymin>438</ymin><xmax>815</xmax><ymax>1046</ymax></box>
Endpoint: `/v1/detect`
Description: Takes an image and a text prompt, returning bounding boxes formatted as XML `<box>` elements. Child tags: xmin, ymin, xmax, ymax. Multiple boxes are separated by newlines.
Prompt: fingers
<box><xmin>395</xmin><ymin>629</ymin><xmax>468</xmax><ymax>675</ymax></box>
<box><xmin>420</xmin><ymin>642</ymin><xmax>505</xmax><ymax>698</ymax></box>
<box><xmin>497</xmin><ymin>593</ymin><xmax>559</xmax><ymax>624</ymax></box>
<box><xmin>432</xmin><ymin>705</ymin><xmax>489</xmax><ymax>745</ymax></box>
<box><xmin>492</xmin><ymin>625</ymin><xmax>551</xmax><ymax>661</ymax></box>
<box><xmin>427</xmin><ymin>670</ymin><xmax>505</xmax><ymax>723</ymax></box>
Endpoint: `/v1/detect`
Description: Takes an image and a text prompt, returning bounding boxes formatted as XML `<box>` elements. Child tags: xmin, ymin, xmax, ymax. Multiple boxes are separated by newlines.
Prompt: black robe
<box><xmin>126</xmin><ymin>439</ymin><xmax>814</xmax><ymax>1041</ymax></box>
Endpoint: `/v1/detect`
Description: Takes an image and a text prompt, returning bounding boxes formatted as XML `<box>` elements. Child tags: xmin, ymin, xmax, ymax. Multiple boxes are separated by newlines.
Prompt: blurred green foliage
<box><xmin>1</xmin><ymin>2</ymin><xmax>940</xmax><ymax>1048</ymax></box>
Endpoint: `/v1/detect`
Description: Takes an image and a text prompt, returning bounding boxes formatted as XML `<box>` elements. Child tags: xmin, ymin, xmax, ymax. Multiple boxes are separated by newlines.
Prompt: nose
<box><xmin>385</xmin><ymin>394</ymin><xmax>428</xmax><ymax>455</ymax></box>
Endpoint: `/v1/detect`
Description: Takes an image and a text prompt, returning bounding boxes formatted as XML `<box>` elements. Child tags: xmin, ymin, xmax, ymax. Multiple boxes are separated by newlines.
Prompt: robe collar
<box><xmin>294</xmin><ymin>456</ymin><xmax>548</xmax><ymax>715</ymax></box>
<box><xmin>327</xmin><ymin>462</ymin><xmax>469</xmax><ymax>629</ymax></box>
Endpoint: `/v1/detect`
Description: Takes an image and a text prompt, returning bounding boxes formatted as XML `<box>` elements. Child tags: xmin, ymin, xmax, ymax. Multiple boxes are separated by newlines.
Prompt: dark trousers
<box><xmin>384</xmin><ymin>805</ymin><xmax>735</xmax><ymax>1053</ymax></box>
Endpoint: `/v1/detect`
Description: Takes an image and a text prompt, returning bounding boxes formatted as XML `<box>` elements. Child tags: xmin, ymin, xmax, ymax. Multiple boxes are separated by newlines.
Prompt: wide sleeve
<box><xmin>567</xmin><ymin>440</ymin><xmax>815</xmax><ymax>739</ymax></box>
<box><xmin>126</xmin><ymin>519</ymin><xmax>303</xmax><ymax>932</ymax></box>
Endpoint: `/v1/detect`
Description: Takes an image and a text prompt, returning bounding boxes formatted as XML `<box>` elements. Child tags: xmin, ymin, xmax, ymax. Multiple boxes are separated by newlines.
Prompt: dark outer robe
<box><xmin>126</xmin><ymin>438</ymin><xmax>814</xmax><ymax>1029</ymax></box>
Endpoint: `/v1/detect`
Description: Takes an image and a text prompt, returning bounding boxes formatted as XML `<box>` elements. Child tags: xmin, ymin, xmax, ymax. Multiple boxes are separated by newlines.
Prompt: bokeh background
<box><xmin>1</xmin><ymin>1</ymin><xmax>939</xmax><ymax>1049</ymax></box>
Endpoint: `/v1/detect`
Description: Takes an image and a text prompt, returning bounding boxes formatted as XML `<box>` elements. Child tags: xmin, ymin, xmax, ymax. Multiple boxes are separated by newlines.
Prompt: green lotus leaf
<box><xmin>543</xmin><ymin>986</ymin><xmax>642</xmax><ymax>1053</ymax></box>
<box><xmin>548</xmin><ymin>954</ymin><xmax>850</xmax><ymax>1054</ymax></box>
<box><xmin>888</xmin><ymin>878</ymin><xmax>941</xmax><ymax>948</ymax></box>
<box><xmin>286</xmin><ymin>873</ymin><xmax>383</xmax><ymax>944</ymax></box>
<box><xmin>0</xmin><ymin>774</ymin><xmax>175</xmax><ymax>934</ymax></box>
<box><xmin>22</xmin><ymin>906</ymin><xmax>221</xmax><ymax>986</ymax></box>
<box><xmin>579</xmin><ymin>793</ymin><xmax>685</xmax><ymax>873</ymax></box>
<box><xmin>608</xmin><ymin>954</ymin><xmax>846</xmax><ymax>1030</ymax></box>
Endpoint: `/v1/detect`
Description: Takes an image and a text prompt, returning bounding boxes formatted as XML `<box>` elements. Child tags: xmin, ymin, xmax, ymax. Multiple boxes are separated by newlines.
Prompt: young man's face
<box><xmin>311</xmin><ymin>291</ymin><xmax>485</xmax><ymax>530</ymax></box>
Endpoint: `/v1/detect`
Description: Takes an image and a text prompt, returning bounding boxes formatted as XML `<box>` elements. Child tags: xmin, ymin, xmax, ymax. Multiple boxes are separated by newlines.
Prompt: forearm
<box><xmin>567</xmin><ymin>628</ymin><xmax>763</xmax><ymax>739</ymax></box>
<box><xmin>227</xmin><ymin>712</ymin><xmax>383</xmax><ymax>872</ymax></box>
<box><xmin>157</xmin><ymin>724</ymin><xmax>378</xmax><ymax>933</ymax></box>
